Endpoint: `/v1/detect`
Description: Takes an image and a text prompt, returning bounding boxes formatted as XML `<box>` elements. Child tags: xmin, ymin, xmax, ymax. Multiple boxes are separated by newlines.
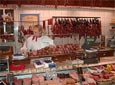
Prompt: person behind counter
<box><xmin>20</xmin><ymin>24</ymin><xmax>55</xmax><ymax>55</ymax></box>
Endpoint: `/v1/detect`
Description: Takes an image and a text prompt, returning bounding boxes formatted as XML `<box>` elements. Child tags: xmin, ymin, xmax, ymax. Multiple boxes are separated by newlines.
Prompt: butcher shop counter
<box><xmin>0</xmin><ymin>60</ymin><xmax>75</xmax><ymax>78</ymax></box>
<box><xmin>9</xmin><ymin>47</ymin><xmax>114</xmax><ymax>65</ymax></box>
<box><xmin>1</xmin><ymin>56</ymin><xmax>115</xmax><ymax>85</ymax></box>
<box><xmin>10</xmin><ymin>50</ymin><xmax>84</xmax><ymax>65</ymax></box>
<box><xmin>8</xmin><ymin>56</ymin><xmax>115</xmax><ymax>77</ymax></box>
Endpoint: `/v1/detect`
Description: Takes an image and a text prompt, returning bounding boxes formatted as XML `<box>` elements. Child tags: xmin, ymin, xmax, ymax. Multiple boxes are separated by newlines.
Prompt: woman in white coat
<box><xmin>21</xmin><ymin>25</ymin><xmax>55</xmax><ymax>55</ymax></box>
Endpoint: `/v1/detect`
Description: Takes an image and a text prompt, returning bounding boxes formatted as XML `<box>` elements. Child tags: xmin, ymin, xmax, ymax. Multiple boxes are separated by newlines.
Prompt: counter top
<box><xmin>98</xmin><ymin>47</ymin><xmax>114</xmax><ymax>51</ymax></box>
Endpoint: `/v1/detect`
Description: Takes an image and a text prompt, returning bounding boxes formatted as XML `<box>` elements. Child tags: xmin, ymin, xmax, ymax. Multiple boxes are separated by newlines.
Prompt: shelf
<box><xmin>9</xmin><ymin>63</ymin><xmax>73</xmax><ymax>76</ymax></box>
<box><xmin>98</xmin><ymin>47</ymin><xmax>114</xmax><ymax>51</ymax></box>
<box><xmin>74</xmin><ymin>56</ymin><xmax>115</xmax><ymax>68</ymax></box>
<box><xmin>110</xmin><ymin>23</ymin><xmax>115</xmax><ymax>25</ymax></box>
<box><xmin>0</xmin><ymin>67</ymin><xmax>73</xmax><ymax>77</ymax></box>
<box><xmin>28</xmin><ymin>53</ymin><xmax>71</xmax><ymax>58</ymax></box>
<box><xmin>10</xmin><ymin>56</ymin><xmax>115</xmax><ymax>77</ymax></box>
<box><xmin>11</xmin><ymin>69</ymin><xmax>75</xmax><ymax>77</ymax></box>
<box><xmin>110</xmin><ymin>29</ymin><xmax>115</xmax><ymax>31</ymax></box>
<box><xmin>11</xmin><ymin>53</ymin><xmax>77</xmax><ymax>61</ymax></box>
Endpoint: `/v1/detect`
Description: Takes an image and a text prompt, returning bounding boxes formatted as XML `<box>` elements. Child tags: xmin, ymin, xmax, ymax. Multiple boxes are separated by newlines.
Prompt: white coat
<box><xmin>21</xmin><ymin>35</ymin><xmax>55</xmax><ymax>52</ymax></box>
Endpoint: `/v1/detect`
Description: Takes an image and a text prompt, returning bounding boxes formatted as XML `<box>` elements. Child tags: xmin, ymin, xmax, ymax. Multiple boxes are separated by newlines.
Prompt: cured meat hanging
<box><xmin>51</xmin><ymin>16</ymin><xmax>101</xmax><ymax>40</ymax></box>
<box><xmin>51</xmin><ymin>18</ymin><xmax>74</xmax><ymax>38</ymax></box>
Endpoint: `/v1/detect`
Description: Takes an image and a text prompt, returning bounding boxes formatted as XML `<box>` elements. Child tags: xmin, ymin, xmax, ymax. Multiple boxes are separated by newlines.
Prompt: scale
<box><xmin>82</xmin><ymin>37</ymin><xmax>96</xmax><ymax>50</ymax></box>
<box><xmin>81</xmin><ymin>37</ymin><xmax>99</xmax><ymax>64</ymax></box>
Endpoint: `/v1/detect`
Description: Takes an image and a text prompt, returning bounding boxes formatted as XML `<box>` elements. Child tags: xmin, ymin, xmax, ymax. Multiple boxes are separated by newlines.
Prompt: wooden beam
<box><xmin>0</xmin><ymin>0</ymin><xmax>115</xmax><ymax>8</ymax></box>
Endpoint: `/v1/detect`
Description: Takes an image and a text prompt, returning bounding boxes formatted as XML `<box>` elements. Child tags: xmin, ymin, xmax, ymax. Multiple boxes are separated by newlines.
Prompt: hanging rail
<box><xmin>52</xmin><ymin>16</ymin><xmax>100</xmax><ymax>18</ymax></box>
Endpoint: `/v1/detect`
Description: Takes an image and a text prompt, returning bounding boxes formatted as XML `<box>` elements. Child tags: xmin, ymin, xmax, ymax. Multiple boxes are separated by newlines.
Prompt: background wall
<box><xmin>13</xmin><ymin>6</ymin><xmax>114</xmax><ymax>52</ymax></box>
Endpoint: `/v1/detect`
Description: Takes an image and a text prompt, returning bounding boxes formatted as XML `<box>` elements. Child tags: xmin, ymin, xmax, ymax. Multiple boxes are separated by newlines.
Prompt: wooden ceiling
<box><xmin>0</xmin><ymin>0</ymin><xmax>115</xmax><ymax>8</ymax></box>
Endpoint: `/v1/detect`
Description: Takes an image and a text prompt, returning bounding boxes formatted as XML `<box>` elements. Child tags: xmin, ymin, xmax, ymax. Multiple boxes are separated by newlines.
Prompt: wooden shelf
<box><xmin>74</xmin><ymin>56</ymin><xmax>115</xmax><ymax>68</ymax></box>
<box><xmin>110</xmin><ymin>23</ymin><xmax>115</xmax><ymax>25</ymax></box>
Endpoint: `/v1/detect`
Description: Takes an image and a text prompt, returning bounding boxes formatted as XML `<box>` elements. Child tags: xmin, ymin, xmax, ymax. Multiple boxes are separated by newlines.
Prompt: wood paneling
<box><xmin>97</xmin><ymin>49</ymin><xmax>114</xmax><ymax>57</ymax></box>
<box><xmin>0</xmin><ymin>0</ymin><xmax>115</xmax><ymax>8</ymax></box>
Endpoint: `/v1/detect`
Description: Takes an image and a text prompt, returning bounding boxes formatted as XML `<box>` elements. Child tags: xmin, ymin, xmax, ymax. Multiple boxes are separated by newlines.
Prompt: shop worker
<box><xmin>20</xmin><ymin>25</ymin><xmax>55</xmax><ymax>54</ymax></box>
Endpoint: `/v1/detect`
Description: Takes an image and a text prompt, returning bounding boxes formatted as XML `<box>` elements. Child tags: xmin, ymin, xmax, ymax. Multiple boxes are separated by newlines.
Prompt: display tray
<box><xmin>28</xmin><ymin>53</ymin><xmax>76</xmax><ymax>58</ymax></box>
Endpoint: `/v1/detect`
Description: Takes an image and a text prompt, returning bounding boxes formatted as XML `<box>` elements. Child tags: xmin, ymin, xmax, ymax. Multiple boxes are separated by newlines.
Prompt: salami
<box><xmin>51</xmin><ymin>17</ymin><xmax>101</xmax><ymax>40</ymax></box>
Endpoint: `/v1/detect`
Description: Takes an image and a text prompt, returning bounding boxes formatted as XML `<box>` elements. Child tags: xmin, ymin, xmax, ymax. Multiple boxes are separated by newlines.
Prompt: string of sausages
<box><xmin>51</xmin><ymin>18</ymin><xmax>101</xmax><ymax>40</ymax></box>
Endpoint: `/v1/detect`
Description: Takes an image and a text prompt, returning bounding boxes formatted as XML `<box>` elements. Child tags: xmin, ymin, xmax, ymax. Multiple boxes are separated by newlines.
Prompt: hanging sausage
<box><xmin>51</xmin><ymin>17</ymin><xmax>101</xmax><ymax>40</ymax></box>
